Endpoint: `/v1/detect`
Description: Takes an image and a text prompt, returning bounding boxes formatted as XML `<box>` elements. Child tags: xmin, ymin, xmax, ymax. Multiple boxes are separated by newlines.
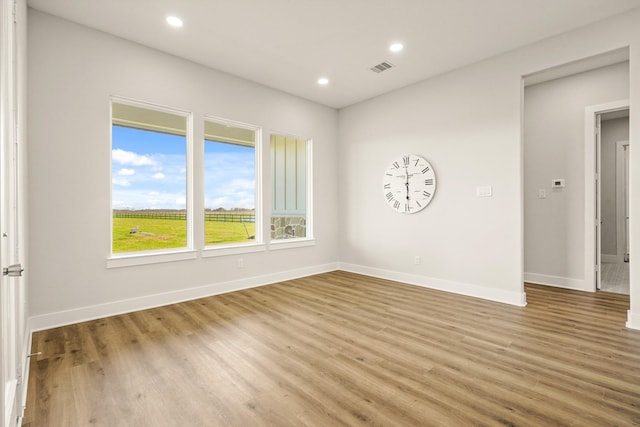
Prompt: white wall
<box><xmin>27</xmin><ymin>7</ymin><xmax>640</xmax><ymax>330</ymax></box>
<box><xmin>523</xmin><ymin>63</ymin><xmax>629</xmax><ymax>289</ymax></box>
<box><xmin>338</xmin><ymin>7</ymin><xmax>640</xmax><ymax>325</ymax></box>
<box><xmin>338</xmin><ymin>53</ymin><xmax>525</xmax><ymax>305</ymax></box>
<box><xmin>601</xmin><ymin>116</ymin><xmax>630</xmax><ymax>258</ymax></box>
<box><xmin>27</xmin><ymin>10</ymin><xmax>339</xmax><ymax>328</ymax></box>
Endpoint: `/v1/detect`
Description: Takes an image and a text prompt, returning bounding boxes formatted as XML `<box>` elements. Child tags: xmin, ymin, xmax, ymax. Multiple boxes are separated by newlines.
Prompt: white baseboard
<box><xmin>339</xmin><ymin>263</ymin><xmax>527</xmax><ymax>307</ymax></box>
<box><xmin>3</xmin><ymin>322</ymin><xmax>31</xmax><ymax>427</ymax></box>
<box><xmin>524</xmin><ymin>272</ymin><xmax>591</xmax><ymax>292</ymax></box>
<box><xmin>626</xmin><ymin>310</ymin><xmax>640</xmax><ymax>330</ymax></box>
<box><xmin>4</xmin><ymin>378</ymin><xmax>17</xmax><ymax>427</ymax></box>
<box><xmin>17</xmin><ymin>324</ymin><xmax>33</xmax><ymax>425</ymax></box>
<box><xmin>29</xmin><ymin>262</ymin><xmax>340</xmax><ymax>332</ymax></box>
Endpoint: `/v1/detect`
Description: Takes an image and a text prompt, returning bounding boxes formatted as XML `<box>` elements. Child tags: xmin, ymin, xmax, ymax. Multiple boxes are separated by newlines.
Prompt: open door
<box><xmin>596</xmin><ymin>109</ymin><xmax>630</xmax><ymax>295</ymax></box>
<box><xmin>618</xmin><ymin>141</ymin><xmax>631</xmax><ymax>262</ymax></box>
<box><xmin>1</xmin><ymin>1</ymin><xmax>27</xmax><ymax>425</ymax></box>
<box><xmin>585</xmin><ymin>100</ymin><xmax>629</xmax><ymax>293</ymax></box>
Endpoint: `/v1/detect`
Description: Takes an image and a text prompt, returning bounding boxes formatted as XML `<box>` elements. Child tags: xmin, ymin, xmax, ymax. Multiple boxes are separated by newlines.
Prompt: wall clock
<box><xmin>382</xmin><ymin>154</ymin><xmax>436</xmax><ymax>213</ymax></box>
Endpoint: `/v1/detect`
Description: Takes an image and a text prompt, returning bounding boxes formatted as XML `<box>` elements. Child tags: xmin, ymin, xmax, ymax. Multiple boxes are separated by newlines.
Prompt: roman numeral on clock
<box><xmin>393</xmin><ymin>200</ymin><xmax>400</xmax><ymax>210</ymax></box>
<box><xmin>421</xmin><ymin>166</ymin><xmax>430</xmax><ymax>174</ymax></box>
<box><xmin>403</xmin><ymin>155</ymin><xmax>410</xmax><ymax>166</ymax></box>
<box><xmin>386</xmin><ymin>192</ymin><xmax>394</xmax><ymax>201</ymax></box>
<box><xmin>425</xmin><ymin>178</ymin><xmax>434</xmax><ymax>185</ymax></box>
<box><xmin>423</xmin><ymin>191</ymin><xmax>432</xmax><ymax>198</ymax></box>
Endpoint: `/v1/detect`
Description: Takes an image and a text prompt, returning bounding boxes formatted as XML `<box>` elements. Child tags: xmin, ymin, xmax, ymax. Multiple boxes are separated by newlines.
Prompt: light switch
<box><xmin>538</xmin><ymin>189</ymin><xmax>546</xmax><ymax>199</ymax></box>
<box><xmin>476</xmin><ymin>186</ymin><xmax>493</xmax><ymax>197</ymax></box>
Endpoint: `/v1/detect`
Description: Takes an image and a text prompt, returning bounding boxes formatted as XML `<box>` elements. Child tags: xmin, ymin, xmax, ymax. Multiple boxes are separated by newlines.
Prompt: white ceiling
<box><xmin>27</xmin><ymin>0</ymin><xmax>640</xmax><ymax>109</ymax></box>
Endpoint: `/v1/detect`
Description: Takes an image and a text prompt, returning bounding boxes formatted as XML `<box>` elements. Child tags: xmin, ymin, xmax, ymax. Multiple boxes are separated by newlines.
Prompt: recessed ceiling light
<box><xmin>166</xmin><ymin>16</ymin><xmax>183</xmax><ymax>28</ymax></box>
<box><xmin>389</xmin><ymin>43</ymin><xmax>404</xmax><ymax>53</ymax></box>
<box><xmin>317</xmin><ymin>77</ymin><xmax>329</xmax><ymax>86</ymax></box>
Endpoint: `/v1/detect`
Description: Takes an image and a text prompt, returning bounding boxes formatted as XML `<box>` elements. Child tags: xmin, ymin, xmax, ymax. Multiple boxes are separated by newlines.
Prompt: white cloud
<box><xmin>112</xmin><ymin>149</ymin><xmax>156</xmax><ymax>166</ymax></box>
<box><xmin>117</xmin><ymin>168</ymin><xmax>135</xmax><ymax>176</ymax></box>
<box><xmin>112</xmin><ymin>177</ymin><xmax>131</xmax><ymax>187</ymax></box>
<box><xmin>152</xmin><ymin>172</ymin><xmax>166</xmax><ymax>179</ymax></box>
<box><xmin>229</xmin><ymin>178</ymin><xmax>255</xmax><ymax>191</ymax></box>
<box><xmin>142</xmin><ymin>193</ymin><xmax>186</xmax><ymax>208</ymax></box>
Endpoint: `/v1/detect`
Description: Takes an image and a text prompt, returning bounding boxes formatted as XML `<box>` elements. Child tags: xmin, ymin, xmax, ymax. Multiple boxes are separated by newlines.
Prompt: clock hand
<box><xmin>405</xmin><ymin>169</ymin><xmax>410</xmax><ymax>200</ymax></box>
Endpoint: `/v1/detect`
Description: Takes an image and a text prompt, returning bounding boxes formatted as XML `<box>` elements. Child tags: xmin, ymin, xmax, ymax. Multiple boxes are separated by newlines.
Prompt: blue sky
<box><xmin>112</xmin><ymin>126</ymin><xmax>255</xmax><ymax>210</ymax></box>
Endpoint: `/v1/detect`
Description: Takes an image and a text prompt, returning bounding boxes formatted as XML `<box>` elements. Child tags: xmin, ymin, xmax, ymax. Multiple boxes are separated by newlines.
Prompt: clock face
<box><xmin>382</xmin><ymin>154</ymin><xmax>436</xmax><ymax>214</ymax></box>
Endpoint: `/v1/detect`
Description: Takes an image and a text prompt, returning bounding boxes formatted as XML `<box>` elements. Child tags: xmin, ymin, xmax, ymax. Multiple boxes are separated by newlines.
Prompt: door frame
<box><xmin>584</xmin><ymin>99</ymin><xmax>629</xmax><ymax>291</ymax></box>
<box><xmin>616</xmin><ymin>140</ymin><xmax>630</xmax><ymax>264</ymax></box>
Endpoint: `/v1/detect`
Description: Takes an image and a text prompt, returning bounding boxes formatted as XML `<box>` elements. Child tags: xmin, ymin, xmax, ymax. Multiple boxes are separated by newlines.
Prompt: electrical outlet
<box><xmin>414</xmin><ymin>256</ymin><xmax>421</xmax><ymax>265</ymax></box>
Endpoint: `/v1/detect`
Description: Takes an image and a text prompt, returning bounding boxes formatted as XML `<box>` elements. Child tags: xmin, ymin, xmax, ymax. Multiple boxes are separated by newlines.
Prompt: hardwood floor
<box><xmin>23</xmin><ymin>271</ymin><xmax>640</xmax><ymax>426</ymax></box>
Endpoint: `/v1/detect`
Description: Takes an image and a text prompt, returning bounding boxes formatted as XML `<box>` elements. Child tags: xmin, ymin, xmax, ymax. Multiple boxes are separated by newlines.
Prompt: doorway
<box><xmin>597</xmin><ymin>110</ymin><xmax>630</xmax><ymax>294</ymax></box>
<box><xmin>523</xmin><ymin>51</ymin><xmax>633</xmax><ymax>328</ymax></box>
<box><xmin>584</xmin><ymin>99</ymin><xmax>630</xmax><ymax>294</ymax></box>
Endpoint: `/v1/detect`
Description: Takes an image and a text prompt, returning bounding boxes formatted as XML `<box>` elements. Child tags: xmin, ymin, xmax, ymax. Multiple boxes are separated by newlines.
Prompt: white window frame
<box><xmin>269</xmin><ymin>132</ymin><xmax>314</xmax><ymax>250</ymax></box>
<box><xmin>107</xmin><ymin>96</ymin><xmax>195</xmax><ymax>268</ymax></box>
<box><xmin>106</xmin><ymin>100</ymin><xmax>316</xmax><ymax>267</ymax></box>
<box><xmin>202</xmin><ymin>115</ymin><xmax>265</xmax><ymax>257</ymax></box>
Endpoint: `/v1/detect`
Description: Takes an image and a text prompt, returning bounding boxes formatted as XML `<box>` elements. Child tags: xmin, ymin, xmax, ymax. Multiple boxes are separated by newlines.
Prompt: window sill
<box><xmin>107</xmin><ymin>249</ymin><xmax>197</xmax><ymax>269</ymax></box>
<box><xmin>106</xmin><ymin>239</ymin><xmax>313</xmax><ymax>268</ymax></box>
<box><xmin>268</xmin><ymin>238</ymin><xmax>315</xmax><ymax>250</ymax></box>
<box><xmin>202</xmin><ymin>243</ymin><xmax>266</xmax><ymax>258</ymax></box>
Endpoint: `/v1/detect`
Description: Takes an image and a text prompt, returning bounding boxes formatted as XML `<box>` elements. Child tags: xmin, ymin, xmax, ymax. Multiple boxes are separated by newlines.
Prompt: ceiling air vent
<box><xmin>370</xmin><ymin>61</ymin><xmax>394</xmax><ymax>73</ymax></box>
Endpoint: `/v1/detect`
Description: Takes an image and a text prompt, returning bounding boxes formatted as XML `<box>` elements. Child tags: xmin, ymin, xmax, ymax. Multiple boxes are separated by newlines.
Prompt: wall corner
<box><xmin>626</xmin><ymin>310</ymin><xmax>640</xmax><ymax>330</ymax></box>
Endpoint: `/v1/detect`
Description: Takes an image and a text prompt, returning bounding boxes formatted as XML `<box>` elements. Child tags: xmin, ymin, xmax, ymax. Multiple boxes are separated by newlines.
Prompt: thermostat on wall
<box><xmin>552</xmin><ymin>179</ymin><xmax>565</xmax><ymax>188</ymax></box>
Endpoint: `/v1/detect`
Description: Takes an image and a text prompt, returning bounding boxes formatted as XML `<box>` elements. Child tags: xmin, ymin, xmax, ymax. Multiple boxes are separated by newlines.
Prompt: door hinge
<box><xmin>3</xmin><ymin>263</ymin><xmax>23</xmax><ymax>277</ymax></box>
<box><xmin>595</xmin><ymin>264</ymin><xmax>599</xmax><ymax>272</ymax></box>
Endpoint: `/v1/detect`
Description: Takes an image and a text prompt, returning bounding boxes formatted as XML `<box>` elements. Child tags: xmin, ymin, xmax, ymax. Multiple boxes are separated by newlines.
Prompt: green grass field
<box><xmin>112</xmin><ymin>217</ymin><xmax>256</xmax><ymax>253</ymax></box>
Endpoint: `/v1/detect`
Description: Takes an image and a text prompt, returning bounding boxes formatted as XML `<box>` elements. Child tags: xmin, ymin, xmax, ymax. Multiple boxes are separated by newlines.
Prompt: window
<box><xmin>111</xmin><ymin>100</ymin><xmax>191</xmax><ymax>255</ymax></box>
<box><xmin>270</xmin><ymin>133</ymin><xmax>312</xmax><ymax>241</ymax></box>
<box><xmin>204</xmin><ymin>118</ymin><xmax>260</xmax><ymax>247</ymax></box>
<box><xmin>109</xmin><ymin>98</ymin><xmax>313</xmax><ymax>264</ymax></box>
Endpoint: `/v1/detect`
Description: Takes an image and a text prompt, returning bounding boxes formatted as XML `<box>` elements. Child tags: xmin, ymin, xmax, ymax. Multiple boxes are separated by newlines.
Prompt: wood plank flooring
<box><xmin>22</xmin><ymin>271</ymin><xmax>640</xmax><ymax>426</ymax></box>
